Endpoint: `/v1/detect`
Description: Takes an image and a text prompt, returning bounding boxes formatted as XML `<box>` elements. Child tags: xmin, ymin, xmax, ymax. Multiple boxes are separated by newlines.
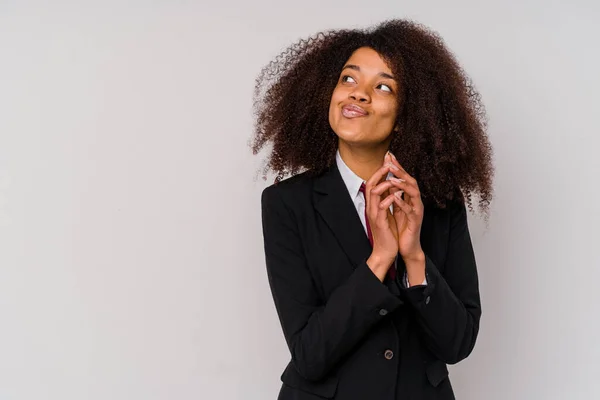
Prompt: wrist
<box><xmin>366</xmin><ymin>255</ymin><xmax>393</xmax><ymax>282</ymax></box>
<box><xmin>403</xmin><ymin>250</ymin><xmax>425</xmax><ymax>267</ymax></box>
<box><xmin>403</xmin><ymin>251</ymin><xmax>426</xmax><ymax>286</ymax></box>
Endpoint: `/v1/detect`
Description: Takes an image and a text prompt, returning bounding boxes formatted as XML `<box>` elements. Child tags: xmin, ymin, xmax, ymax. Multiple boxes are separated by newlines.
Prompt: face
<box><xmin>328</xmin><ymin>47</ymin><xmax>399</xmax><ymax>148</ymax></box>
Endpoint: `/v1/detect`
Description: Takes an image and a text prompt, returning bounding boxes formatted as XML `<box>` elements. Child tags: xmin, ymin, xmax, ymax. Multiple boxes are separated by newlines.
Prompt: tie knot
<box><xmin>359</xmin><ymin>182</ymin><xmax>366</xmax><ymax>193</ymax></box>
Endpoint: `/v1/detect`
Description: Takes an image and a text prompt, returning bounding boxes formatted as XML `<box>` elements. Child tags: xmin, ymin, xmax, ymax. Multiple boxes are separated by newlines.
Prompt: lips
<box><xmin>341</xmin><ymin>104</ymin><xmax>368</xmax><ymax>118</ymax></box>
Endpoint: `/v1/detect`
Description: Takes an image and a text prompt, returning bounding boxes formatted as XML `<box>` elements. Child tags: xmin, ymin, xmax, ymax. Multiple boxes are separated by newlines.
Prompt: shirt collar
<box><xmin>336</xmin><ymin>149</ymin><xmax>365</xmax><ymax>200</ymax></box>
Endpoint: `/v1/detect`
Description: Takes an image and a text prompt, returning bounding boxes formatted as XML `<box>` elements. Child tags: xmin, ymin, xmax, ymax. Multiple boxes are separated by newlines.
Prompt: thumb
<box><xmin>392</xmin><ymin>194</ymin><xmax>406</xmax><ymax>233</ymax></box>
<box><xmin>387</xmin><ymin>210</ymin><xmax>398</xmax><ymax>239</ymax></box>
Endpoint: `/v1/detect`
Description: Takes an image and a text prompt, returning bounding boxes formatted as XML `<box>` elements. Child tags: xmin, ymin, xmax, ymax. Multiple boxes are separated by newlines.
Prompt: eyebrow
<box><xmin>342</xmin><ymin>64</ymin><xmax>395</xmax><ymax>80</ymax></box>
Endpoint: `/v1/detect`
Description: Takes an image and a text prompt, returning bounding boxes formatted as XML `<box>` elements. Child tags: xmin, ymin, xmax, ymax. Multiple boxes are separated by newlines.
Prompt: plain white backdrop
<box><xmin>1</xmin><ymin>1</ymin><xmax>599</xmax><ymax>399</ymax></box>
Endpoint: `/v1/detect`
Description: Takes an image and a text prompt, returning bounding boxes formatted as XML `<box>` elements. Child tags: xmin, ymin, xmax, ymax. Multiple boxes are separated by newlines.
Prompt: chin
<box><xmin>331</xmin><ymin>120</ymin><xmax>362</xmax><ymax>138</ymax></box>
<box><xmin>336</xmin><ymin>129</ymin><xmax>392</xmax><ymax>149</ymax></box>
<box><xmin>335</xmin><ymin>130</ymin><xmax>368</xmax><ymax>146</ymax></box>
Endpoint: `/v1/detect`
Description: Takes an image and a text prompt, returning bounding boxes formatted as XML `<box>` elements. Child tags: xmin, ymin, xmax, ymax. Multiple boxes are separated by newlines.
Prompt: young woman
<box><xmin>252</xmin><ymin>19</ymin><xmax>494</xmax><ymax>400</ymax></box>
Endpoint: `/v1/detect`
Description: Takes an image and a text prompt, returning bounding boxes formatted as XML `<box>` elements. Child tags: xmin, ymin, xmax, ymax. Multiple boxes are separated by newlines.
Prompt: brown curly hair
<box><xmin>251</xmin><ymin>19</ymin><xmax>494</xmax><ymax>216</ymax></box>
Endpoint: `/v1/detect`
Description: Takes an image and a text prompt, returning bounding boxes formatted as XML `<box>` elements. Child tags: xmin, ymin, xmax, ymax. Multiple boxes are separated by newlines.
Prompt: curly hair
<box><xmin>251</xmin><ymin>19</ymin><xmax>494</xmax><ymax>216</ymax></box>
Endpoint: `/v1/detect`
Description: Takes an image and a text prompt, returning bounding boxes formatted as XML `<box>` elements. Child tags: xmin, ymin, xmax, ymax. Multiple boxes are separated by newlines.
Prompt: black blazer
<box><xmin>261</xmin><ymin>162</ymin><xmax>481</xmax><ymax>400</ymax></box>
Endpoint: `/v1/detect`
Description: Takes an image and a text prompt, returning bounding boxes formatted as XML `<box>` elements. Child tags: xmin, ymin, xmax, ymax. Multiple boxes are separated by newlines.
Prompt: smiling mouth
<box><xmin>342</xmin><ymin>104</ymin><xmax>368</xmax><ymax>118</ymax></box>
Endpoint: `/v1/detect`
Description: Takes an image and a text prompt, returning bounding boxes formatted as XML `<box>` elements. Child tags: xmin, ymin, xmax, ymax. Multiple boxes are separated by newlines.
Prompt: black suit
<box><xmin>261</xmin><ymin>162</ymin><xmax>481</xmax><ymax>400</ymax></box>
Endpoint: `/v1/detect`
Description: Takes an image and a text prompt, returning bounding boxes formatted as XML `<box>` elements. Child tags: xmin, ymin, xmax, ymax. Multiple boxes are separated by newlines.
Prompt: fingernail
<box><xmin>390</xmin><ymin>152</ymin><xmax>397</xmax><ymax>160</ymax></box>
<box><xmin>390</xmin><ymin>177</ymin><xmax>405</xmax><ymax>183</ymax></box>
<box><xmin>387</xmin><ymin>163</ymin><xmax>400</xmax><ymax>170</ymax></box>
<box><xmin>394</xmin><ymin>191</ymin><xmax>404</xmax><ymax>199</ymax></box>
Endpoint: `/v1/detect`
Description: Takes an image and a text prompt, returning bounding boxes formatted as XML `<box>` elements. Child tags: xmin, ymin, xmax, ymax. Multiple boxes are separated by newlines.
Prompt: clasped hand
<box><xmin>364</xmin><ymin>151</ymin><xmax>425</xmax><ymax>266</ymax></box>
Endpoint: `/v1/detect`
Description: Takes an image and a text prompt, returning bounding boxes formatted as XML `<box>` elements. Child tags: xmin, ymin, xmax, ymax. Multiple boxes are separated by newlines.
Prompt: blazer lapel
<box><xmin>313</xmin><ymin>163</ymin><xmax>372</xmax><ymax>268</ymax></box>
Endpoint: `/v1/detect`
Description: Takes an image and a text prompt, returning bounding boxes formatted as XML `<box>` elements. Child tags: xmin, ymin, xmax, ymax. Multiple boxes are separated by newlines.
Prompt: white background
<box><xmin>1</xmin><ymin>1</ymin><xmax>599</xmax><ymax>399</ymax></box>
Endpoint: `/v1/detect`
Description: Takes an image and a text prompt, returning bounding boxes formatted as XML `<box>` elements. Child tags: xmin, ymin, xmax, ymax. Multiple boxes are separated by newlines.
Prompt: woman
<box><xmin>252</xmin><ymin>19</ymin><xmax>494</xmax><ymax>400</ymax></box>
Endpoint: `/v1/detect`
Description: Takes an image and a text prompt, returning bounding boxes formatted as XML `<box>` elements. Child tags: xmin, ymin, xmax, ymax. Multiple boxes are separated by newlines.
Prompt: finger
<box><xmin>385</xmin><ymin>177</ymin><xmax>406</xmax><ymax>204</ymax></box>
<box><xmin>387</xmin><ymin>151</ymin><xmax>408</xmax><ymax>175</ymax></box>
<box><xmin>392</xmin><ymin>195</ymin><xmax>407</xmax><ymax>230</ymax></box>
<box><xmin>378</xmin><ymin>192</ymin><xmax>399</xmax><ymax>209</ymax></box>
<box><xmin>385</xmin><ymin>153</ymin><xmax>418</xmax><ymax>185</ymax></box>
<box><xmin>376</xmin><ymin>192</ymin><xmax>397</xmax><ymax>228</ymax></box>
<box><xmin>370</xmin><ymin>180</ymin><xmax>396</xmax><ymax>195</ymax></box>
<box><xmin>384</xmin><ymin>159</ymin><xmax>402</xmax><ymax>197</ymax></box>
<box><xmin>365</xmin><ymin>164</ymin><xmax>393</xmax><ymax>190</ymax></box>
<box><xmin>384</xmin><ymin>152</ymin><xmax>402</xmax><ymax>181</ymax></box>
<box><xmin>384</xmin><ymin>161</ymin><xmax>407</xmax><ymax>180</ymax></box>
<box><xmin>386</xmin><ymin>164</ymin><xmax>417</xmax><ymax>185</ymax></box>
<box><xmin>393</xmin><ymin>192</ymin><xmax>416</xmax><ymax>215</ymax></box>
<box><xmin>388</xmin><ymin>176</ymin><xmax>423</xmax><ymax>210</ymax></box>
<box><xmin>365</xmin><ymin>164</ymin><xmax>392</xmax><ymax>217</ymax></box>
<box><xmin>388</xmin><ymin>185</ymin><xmax>400</xmax><ymax>201</ymax></box>
<box><xmin>370</xmin><ymin>180</ymin><xmax>396</xmax><ymax>216</ymax></box>
<box><xmin>388</xmin><ymin>178</ymin><xmax>418</xmax><ymax>198</ymax></box>
<box><xmin>387</xmin><ymin>208</ymin><xmax>399</xmax><ymax>239</ymax></box>
<box><xmin>390</xmin><ymin>187</ymin><xmax>404</xmax><ymax>203</ymax></box>
<box><xmin>384</xmin><ymin>151</ymin><xmax>393</xmax><ymax>165</ymax></box>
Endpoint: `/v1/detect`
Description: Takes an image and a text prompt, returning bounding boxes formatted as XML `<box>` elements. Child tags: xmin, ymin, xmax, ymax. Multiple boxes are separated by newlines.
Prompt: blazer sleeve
<box><xmin>261</xmin><ymin>186</ymin><xmax>403</xmax><ymax>382</ymax></box>
<box><xmin>400</xmin><ymin>200</ymin><xmax>482</xmax><ymax>365</ymax></box>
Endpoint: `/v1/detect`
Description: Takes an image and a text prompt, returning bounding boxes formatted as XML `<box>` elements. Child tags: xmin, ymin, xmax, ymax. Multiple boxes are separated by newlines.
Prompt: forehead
<box><xmin>344</xmin><ymin>47</ymin><xmax>392</xmax><ymax>74</ymax></box>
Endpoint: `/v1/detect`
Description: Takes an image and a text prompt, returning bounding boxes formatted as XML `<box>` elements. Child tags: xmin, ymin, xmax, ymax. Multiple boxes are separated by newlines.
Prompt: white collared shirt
<box><xmin>335</xmin><ymin>149</ymin><xmax>427</xmax><ymax>287</ymax></box>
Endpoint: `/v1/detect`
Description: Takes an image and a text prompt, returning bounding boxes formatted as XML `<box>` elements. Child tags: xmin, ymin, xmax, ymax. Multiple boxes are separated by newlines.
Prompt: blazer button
<box><xmin>425</xmin><ymin>296</ymin><xmax>431</xmax><ymax>305</ymax></box>
<box><xmin>379</xmin><ymin>309</ymin><xmax>388</xmax><ymax>316</ymax></box>
<box><xmin>384</xmin><ymin>349</ymin><xmax>394</xmax><ymax>360</ymax></box>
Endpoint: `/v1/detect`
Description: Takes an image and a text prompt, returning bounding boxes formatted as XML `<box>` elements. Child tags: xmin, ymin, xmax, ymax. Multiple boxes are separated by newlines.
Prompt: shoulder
<box><xmin>422</xmin><ymin>195</ymin><xmax>468</xmax><ymax>231</ymax></box>
<box><xmin>260</xmin><ymin>169</ymin><xmax>324</xmax><ymax>229</ymax></box>
<box><xmin>261</xmin><ymin>169</ymin><xmax>320</xmax><ymax>207</ymax></box>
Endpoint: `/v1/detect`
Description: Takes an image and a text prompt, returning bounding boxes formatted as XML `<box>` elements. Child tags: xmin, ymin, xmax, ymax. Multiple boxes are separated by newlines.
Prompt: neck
<box><xmin>338</xmin><ymin>139</ymin><xmax>391</xmax><ymax>181</ymax></box>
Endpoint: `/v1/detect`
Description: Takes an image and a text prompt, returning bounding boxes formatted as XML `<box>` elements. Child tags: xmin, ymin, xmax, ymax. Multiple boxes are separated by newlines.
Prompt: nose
<box><xmin>349</xmin><ymin>85</ymin><xmax>370</xmax><ymax>103</ymax></box>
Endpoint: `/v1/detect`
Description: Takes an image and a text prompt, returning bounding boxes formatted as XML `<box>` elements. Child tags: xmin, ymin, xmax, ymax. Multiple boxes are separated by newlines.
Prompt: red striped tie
<box><xmin>359</xmin><ymin>183</ymin><xmax>396</xmax><ymax>280</ymax></box>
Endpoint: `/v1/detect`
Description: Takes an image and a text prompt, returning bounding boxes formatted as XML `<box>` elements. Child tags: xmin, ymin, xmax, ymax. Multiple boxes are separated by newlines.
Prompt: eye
<box><xmin>341</xmin><ymin>75</ymin><xmax>356</xmax><ymax>84</ymax></box>
<box><xmin>378</xmin><ymin>83</ymin><xmax>393</xmax><ymax>93</ymax></box>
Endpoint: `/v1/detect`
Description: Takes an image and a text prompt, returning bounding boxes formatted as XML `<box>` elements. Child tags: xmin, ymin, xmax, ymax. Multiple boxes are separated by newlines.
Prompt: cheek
<box><xmin>329</xmin><ymin>87</ymin><xmax>344</xmax><ymax>106</ymax></box>
<box><xmin>371</xmin><ymin>101</ymin><xmax>399</xmax><ymax>134</ymax></box>
<box><xmin>328</xmin><ymin>88</ymin><xmax>343</xmax><ymax>117</ymax></box>
<box><xmin>382</xmin><ymin>100</ymin><xmax>399</xmax><ymax>120</ymax></box>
